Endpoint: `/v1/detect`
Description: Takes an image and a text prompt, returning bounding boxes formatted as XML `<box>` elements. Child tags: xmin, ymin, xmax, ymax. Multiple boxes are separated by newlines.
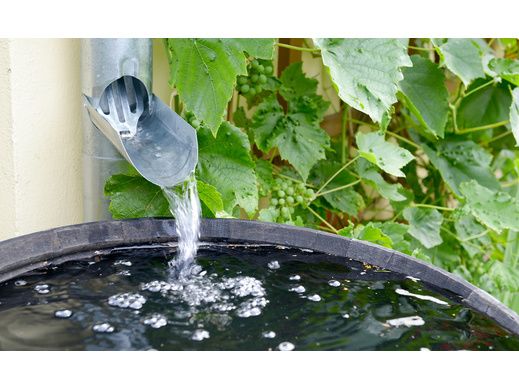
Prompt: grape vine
<box><xmin>105</xmin><ymin>38</ymin><xmax>519</xmax><ymax>314</ymax></box>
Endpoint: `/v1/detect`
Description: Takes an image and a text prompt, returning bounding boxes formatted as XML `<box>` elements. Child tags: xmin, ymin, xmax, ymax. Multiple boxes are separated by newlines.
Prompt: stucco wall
<box><xmin>0</xmin><ymin>38</ymin><xmax>171</xmax><ymax>240</ymax></box>
<box><xmin>0</xmin><ymin>39</ymin><xmax>83</xmax><ymax>240</ymax></box>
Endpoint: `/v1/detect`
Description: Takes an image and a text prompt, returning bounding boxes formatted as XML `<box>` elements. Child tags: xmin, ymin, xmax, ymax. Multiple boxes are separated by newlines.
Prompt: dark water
<box><xmin>0</xmin><ymin>245</ymin><xmax>517</xmax><ymax>351</ymax></box>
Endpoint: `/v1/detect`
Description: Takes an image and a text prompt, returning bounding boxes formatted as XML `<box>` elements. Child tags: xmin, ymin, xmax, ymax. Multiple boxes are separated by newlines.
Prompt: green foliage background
<box><xmin>105</xmin><ymin>38</ymin><xmax>519</xmax><ymax>312</ymax></box>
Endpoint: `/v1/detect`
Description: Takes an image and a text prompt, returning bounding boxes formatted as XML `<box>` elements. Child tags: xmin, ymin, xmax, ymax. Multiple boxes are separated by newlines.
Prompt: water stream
<box><xmin>162</xmin><ymin>173</ymin><xmax>201</xmax><ymax>280</ymax></box>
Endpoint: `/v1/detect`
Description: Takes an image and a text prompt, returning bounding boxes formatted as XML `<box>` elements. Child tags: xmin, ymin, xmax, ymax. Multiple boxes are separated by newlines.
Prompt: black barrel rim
<box><xmin>0</xmin><ymin>217</ymin><xmax>518</xmax><ymax>335</ymax></box>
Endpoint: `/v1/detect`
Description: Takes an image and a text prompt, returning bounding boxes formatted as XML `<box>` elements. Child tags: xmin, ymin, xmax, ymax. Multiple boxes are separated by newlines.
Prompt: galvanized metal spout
<box><xmin>81</xmin><ymin>39</ymin><xmax>198</xmax><ymax>221</ymax></box>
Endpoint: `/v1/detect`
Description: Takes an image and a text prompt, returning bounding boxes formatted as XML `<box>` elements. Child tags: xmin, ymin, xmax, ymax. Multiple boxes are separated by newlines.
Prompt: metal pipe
<box><xmin>80</xmin><ymin>39</ymin><xmax>152</xmax><ymax>221</ymax></box>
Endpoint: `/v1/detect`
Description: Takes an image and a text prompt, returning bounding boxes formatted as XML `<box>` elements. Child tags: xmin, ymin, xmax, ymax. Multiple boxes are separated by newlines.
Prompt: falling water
<box><xmin>162</xmin><ymin>173</ymin><xmax>201</xmax><ymax>279</ymax></box>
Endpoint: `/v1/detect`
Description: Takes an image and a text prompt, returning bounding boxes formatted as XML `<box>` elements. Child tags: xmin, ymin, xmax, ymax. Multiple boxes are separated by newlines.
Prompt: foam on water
<box><xmin>162</xmin><ymin>173</ymin><xmax>201</xmax><ymax>280</ymax></box>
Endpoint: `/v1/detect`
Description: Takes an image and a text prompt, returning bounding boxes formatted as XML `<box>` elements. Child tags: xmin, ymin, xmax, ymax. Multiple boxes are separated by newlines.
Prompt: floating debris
<box><xmin>192</xmin><ymin>329</ymin><xmax>210</xmax><ymax>341</ymax></box>
<box><xmin>289</xmin><ymin>274</ymin><xmax>301</xmax><ymax>281</ymax></box>
<box><xmin>262</xmin><ymin>331</ymin><xmax>276</xmax><ymax>338</ymax></box>
<box><xmin>406</xmin><ymin>276</ymin><xmax>420</xmax><ymax>282</ymax></box>
<box><xmin>268</xmin><ymin>261</ymin><xmax>280</xmax><ymax>270</ymax></box>
<box><xmin>328</xmin><ymin>280</ymin><xmax>341</xmax><ymax>287</ymax></box>
<box><xmin>93</xmin><ymin>323</ymin><xmax>115</xmax><ymax>333</ymax></box>
<box><xmin>54</xmin><ymin>309</ymin><xmax>73</xmax><ymax>319</ymax></box>
<box><xmin>395</xmin><ymin>288</ymin><xmax>449</xmax><ymax>306</ymax></box>
<box><xmin>342</xmin><ymin>313</ymin><xmax>350</xmax><ymax>319</ymax></box>
<box><xmin>278</xmin><ymin>341</ymin><xmax>295</xmax><ymax>351</ymax></box>
<box><xmin>144</xmin><ymin>314</ymin><xmax>168</xmax><ymax>329</ymax></box>
<box><xmin>386</xmin><ymin>316</ymin><xmax>425</xmax><ymax>328</ymax></box>
<box><xmin>14</xmin><ymin>280</ymin><xmax>27</xmax><ymax>287</ymax></box>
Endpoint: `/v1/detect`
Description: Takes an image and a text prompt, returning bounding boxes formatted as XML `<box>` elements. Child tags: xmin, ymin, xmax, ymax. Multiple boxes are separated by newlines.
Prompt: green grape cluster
<box><xmin>270</xmin><ymin>178</ymin><xmax>315</xmax><ymax>222</ymax></box>
<box><xmin>236</xmin><ymin>59</ymin><xmax>273</xmax><ymax>97</ymax></box>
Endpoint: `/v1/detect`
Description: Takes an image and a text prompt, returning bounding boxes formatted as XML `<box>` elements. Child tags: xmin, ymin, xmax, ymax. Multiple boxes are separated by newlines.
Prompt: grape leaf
<box><xmin>166</xmin><ymin>38</ymin><xmax>275</xmax><ymax>135</ymax></box>
<box><xmin>457</xmin><ymin>81</ymin><xmax>511</xmax><ymax>130</ymax></box>
<box><xmin>356</xmin><ymin>224</ymin><xmax>393</xmax><ymax>248</ymax></box>
<box><xmin>372</xmin><ymin>221</ymin><xmax>412</xmax><ymax>253</ymax></box>
<box><xmin>258</xmin><ymin>206</ymin><xmax>279</xmax><ymax>223</ymax></box>
<box><xmin>403</xmin><ymin>207</ymin><xmax>443</xmax><ymax>249</ymax></box>
<box><xmin>197</xmin><ymin>180</ymin><xmax>224</xmax><ymax>216</ymax></box>
<box><xmin>255</xmin><ymin>159</ymin><xmax>275</xmax><ymax>194</ymax></box>
<box><xmin>314</xmin><ymin>38</ymin><xmax>411</xmax><ymax>123</ymax></box>
<box><xmin>460</xmin><ymin>180</ymin><xmax>519</xmax><ymax>233</ymax></box>
<box><xmin>104</xmin><ymin>174</ymin><xmax>170</xmax><ymax>219</ymax></box>
<box><xmin>398</xmin><ymin>55</ymin><xmax>449</xmax><ymax>138</ymax></box>
<box><xmin>251</xmin><ymin>96</ymin><xmax>330</xmax><ymax>181</ymax></box>
<box><xmin>511</xmin><ymin>87</ymin><xmax>519</xmax><ymax>146</ymax></box>
<box><xmin>435</xmin><ymin>38</ymin><xmax>485</xmax><ymax>86</ymax></box>
<box><xmin>197</xmin><ymin>121</ymin><xmax>258</xmax><ymax>216</ymax></box>
<box><xmin>338</xmin><ymin>223</ymin><xmax>393</xmax><ymax>248</ymax></box>
<box><xmin>421</xmin><ymin>138</ymin><xmax>500</xmax><ymax>196</ymax></box>
<box><xmin>454</xmin><ymin>214</ymin><xmax>491</xmax><ymax>259</ymax></box>
<box><xmin>488</xmin><ymin>58</ymin><xmax>519</xmax><ymax>86</ymax></box>
<box><xmin>280</xmin><ymin>62</ymin><xmax>329</xmax><ymax>122</ymax></box>
<box><xmin>355</xmin><ymin>159</ymin><xmax>406</xmax><ymax>201</ymax></box>
<box><xmin>356</xmin><ymin>131</ymin><xmax>414</xmax><ymax>177</ymax></box>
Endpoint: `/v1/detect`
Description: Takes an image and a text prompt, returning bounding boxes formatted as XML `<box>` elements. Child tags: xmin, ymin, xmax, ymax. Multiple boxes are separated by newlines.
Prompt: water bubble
<box><xmin>328</xmin><ymin>280</ymin><xmax>341</xmax><ymax>287</ymax></box>
<box><xmin>278</xmin><ymin>341</ymin><xmax>295</xmax><ymax>351</ymax></box>
<box><xmin>236</xmin><ymin>297</ymin><xmax>268</xmax><ymax>318</ymax></box>
<box><xmin>289</xmin><ymin>285</ymin><xmax>305</xmax><ymax>293</ymax></box>
<box><xmin>54</xmin><ymin>309</ymin><xmax>73</xmax><ymax>318</ymax></box>
<box><xmin>108</xmin><ymin>293</ymin><xmax>147</xmax><ymax>310</ymax></box>
<box><xmin>289</xmin><ymin>274</ymin><xmax>301</xmax><ymax>281</ymax></box>
<box><xmin>93</xmin><ymin>323</ymin><xmax>115</xmax><ymax>333</ymax></box>
<box><xmin>268</xmin><ymin>261</ymin><xmax>280</xmax><ymax>270</ymax></box>
<box><xmin>262</xmin><ymin>331</ymin><xmax>276</xmax><ymax>338</ymax></box>
<box><xmin>34</xmin><ymin>284</ymin><xmax>50</xmax><ymax>294</ymax></box>
<box><xmin>192</xmin><ymin>329</ymin><xmax>210</xmax><ymax>341</ymax></box>
<box><xmin>144</xmin><ymin>313</ymin><xmax>168</xmax><ymax>329</ymax></box>
<box><xmin>14</xmin><ymin>280</ymin><xmax>27</xmax><ymax>287</ymax></box>
<box><xmin>307</xmin><ymin>294</ymin><xmax>322</xmax><ymax>302</ymax></box>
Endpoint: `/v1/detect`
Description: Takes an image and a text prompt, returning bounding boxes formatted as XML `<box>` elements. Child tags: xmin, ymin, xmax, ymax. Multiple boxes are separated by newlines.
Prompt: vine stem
<box><xmin>307</xmin><ymin>207</ymin><xmax>338</xmax><ymax>234</ymax></box>
<box><xmin>462</xmin><ymin>79</ymin><xmax>495</xmax><ymax>98</ymax></box>
<box><xmin>276</xmin><ymin>42</ymin><xmax>321</xmax><ymax>53</ymax></box>
<box><xmin>457</xmin><ymin>120</ymin><xmax>510</xmax><ymax>134</ymax></box>
<box><xmin>412</xmin><ymin>203</ymin><xmax>455</xmax><ymax>212</ymax></box>
<box><xmin>316</xmin><ymin>155</ymin><xmax>360</xmax><ymax>196</ymax></box>
<box><xmin>317</xmin><ymin>179</ymin><xmax>361</xmax><ymax>197</ymax></box>
<box><xmin>386</xmin><ymin>130</ymin><xmax>420</xmax><ymax>149</ymax></box>
<box><xmin>341</xmin><ymin>105</ymin><xmax>347</xmax><ymax>164</ymax></box>
<box><xmin>408</xmin><ymin>45</ymin><xmax>435</xmax><ymax>52</ymax></box>
<box><xmin>481</xmin><ymin>130</ymin><xmax>512</xmax><ymax>145</ymax></box>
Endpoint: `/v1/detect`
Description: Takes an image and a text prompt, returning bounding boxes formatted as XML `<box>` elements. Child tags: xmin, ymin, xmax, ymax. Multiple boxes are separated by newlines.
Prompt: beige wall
<box><xmin>0</xmin><ymin>38</ymin><xmax>171</xmax><ymax>241</ymax></box>
<box><xmin>0</xmin><ymin>39</ymin><xmax>83</xmax><ymax>240</ymax></box>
